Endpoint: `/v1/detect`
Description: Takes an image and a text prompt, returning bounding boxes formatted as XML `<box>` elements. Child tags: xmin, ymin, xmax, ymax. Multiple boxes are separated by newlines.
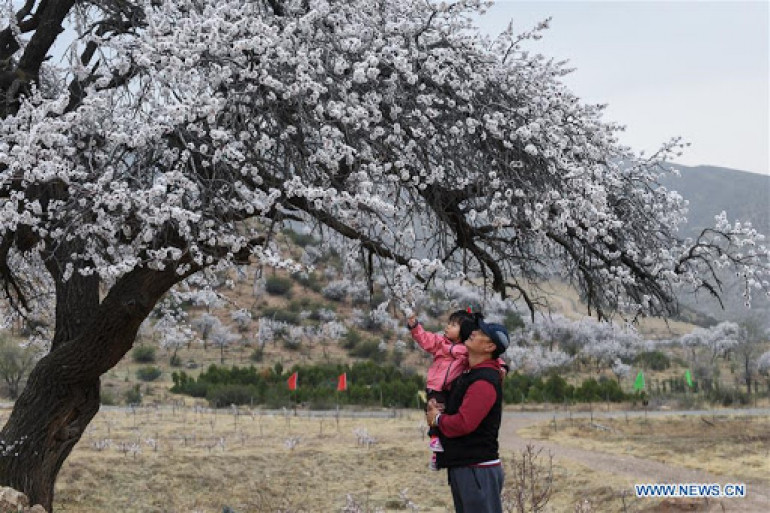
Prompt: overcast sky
<box><xmin>17</xmin><ymin>1</ymin><xmax>770</xmax><ymax>174</ymax></box>
<box><xmin>474</xmin><ymin>0</ymin><xmax>769</xmax><ymax>175</ymax></box>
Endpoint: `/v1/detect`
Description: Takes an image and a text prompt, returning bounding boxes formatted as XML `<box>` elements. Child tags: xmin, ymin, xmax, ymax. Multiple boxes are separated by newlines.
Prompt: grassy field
<box><xmin>2</xmin><ymin>403</ymin><xmax>766</xmax><ymax>512</ymax></box>
<box><xmin>519</xmin><ymin>413</ymin><xmax>770</xmax><ymax>484</ymax></box>
<box><xmin>48</xmin><ymin>406</ymin><xmax>451</xmax><ymax>513</ymax></box>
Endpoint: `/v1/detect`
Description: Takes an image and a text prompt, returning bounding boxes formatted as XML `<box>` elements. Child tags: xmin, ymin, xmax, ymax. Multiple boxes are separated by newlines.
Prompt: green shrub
<box><xmin>207</xmin><ymin>384</ymin><xmax>259</xmax><ymax>407</ymax></box>
<box><xmin>136</xmin><ymin>366</ymin><xmax>162</xmax><ymax>382</ymax></box>
<box><xmin>100</xmin><ymin>388</ymin><xmax>117</xmax><ymax>406</ymax></box>
<box><xmin>291</xmin><ymin>272</ymin><xmax>322</xmax><ymax>293</ymax></box>
<box><xmin>132</xmin><ymin>345</ymin><xmax>156</xmax><ymax>363</ymax></box>
<box><xmin>169</xmin><ymin>354</ymin><xmax>182</xmax><ymax>367</ymax></box>
<box><xmin>287</xmin><ymin>299</ymin><xmax>307</xmax><ymax>312</ymax></box>
<box><xmin>250</xmin><ymin>348</ymin><xmax>264</xmax><ymax>362</ymax></box>
<box><xmin>574</xmin><ymin>377</ymin><xmax>626</xmax><ymax>402</ymax></box>
<box><xmin>342</xmin><ymin>329</ymin><xmax>363</xmax><ymax>350</ymax></box>
<box><xmin>265</xmin><ymin>276</ymin><xmax>292</xmax><ymax>296</ymax></box>
<box><xmin>283</xmin><ymin>338</ymin><xmax>302</xmax><ymax>351</ymax></box>
<box><xmin>179</xmin><ymin>381</ymin><xmax>209</xmax><ymax>398</ymax></box>
<box><xmin>542</xmin><ymin>374</ymin><xmax>573</xmax><ymax>402</ymax></box>
<box><xmin>527</xmin><ymin>386</ymin><xmax>544</xmax><ymax>403</ymax></box>
<box><xmin>170</xmin><ymin>361</ymin><xmax>425</xmax><ymax>409</ymax></box>
<box><xmin>503</xmin><ymin>372</ymin><xmax>626</xmax><ymax>404</ymax></box>
<box><xmin>170</xmin><ymin>370</ymin><xmax>208</xmax><ymax>397</ymax></box>
<box><xmin>263</xmin><ymin>391</ymin><xmax>293</xmax><ymax>409</ymax></box>
<box><xmin>124</xmin><ymin>385</ymin><xmax>142</xmax><ymax>405</ymax></box>
<box><xmin>262</xmin><ymin>307</ymin><xmax>300</xmax><ymax>324</ymax></box>
<box><xmin>707</xmin><ymin>388</ymin><xmax>749</xmax><ymax>407</ymax></box>
<box><xmin>288</xmin><ymin>297</ymin><xmax>328</xmax><ymax>312</ymax></box>
<box><xmin>349</xmin><ymin>340</ymin><xmax>381</xmax><ymax>359</ymax></box>
<box><xmin>634</xmin><ymin>351</ymin><xmax>671</xmax><ymax>371</ymax></box>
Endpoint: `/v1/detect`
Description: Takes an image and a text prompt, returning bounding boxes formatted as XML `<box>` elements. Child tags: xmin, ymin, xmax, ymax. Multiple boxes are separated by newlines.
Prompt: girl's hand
<box><xmin>498</xmin><ymin>361</ymin><xmax>510</xmax><ymax>380</ymax></box>
<box><xmin>427</xmin><ymin>398</ymin><xmax>444</xmax><ymax>412</ymax></box>
<box><xmin>407</xmin><ymin>314</ymin><xmax>418</xmax><ymax>329</ymax></box>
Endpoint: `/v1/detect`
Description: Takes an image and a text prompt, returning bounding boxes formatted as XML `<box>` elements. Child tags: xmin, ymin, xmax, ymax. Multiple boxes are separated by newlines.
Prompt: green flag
<box><xmin>685</xmin><ymin>369</ymin><xmax>693</xmax><ymax>388</ymax></box>
<box><xmin>633</xmin><ymin>371</ymin><xmax>645</xmax><ymax>391</ymax></box>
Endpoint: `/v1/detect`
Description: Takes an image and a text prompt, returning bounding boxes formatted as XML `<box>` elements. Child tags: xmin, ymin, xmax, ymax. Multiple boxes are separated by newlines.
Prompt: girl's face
<box><xmin>444</xmin><ymin>320</ymin><xmax>462</xmax><ymax>342</ymax></box>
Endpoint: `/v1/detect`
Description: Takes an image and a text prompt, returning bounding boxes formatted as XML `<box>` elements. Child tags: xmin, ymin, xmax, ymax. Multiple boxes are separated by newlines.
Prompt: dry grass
<box><xmin>0</xmin><ymin>405</ymin><xmax>654</xmax><ymax>513</ymax></box>
<box><xmin>49</xmin><ymin>407</ymin><xmax>449</xmax><ymax>512</ymax></box>
<box><xmin>5</xmin><ymin>404</ymin><xmax>761</xmax><ymax>512</ymax></box>
<box><xmin>520</xmin><ymin>414</ymin><xmax>770</xmax><ymax>483</ymax></box>
<box><xmin>543</xmin><ymin>459</ymin><xmax>648</xmax><ymax>513</ymax></box>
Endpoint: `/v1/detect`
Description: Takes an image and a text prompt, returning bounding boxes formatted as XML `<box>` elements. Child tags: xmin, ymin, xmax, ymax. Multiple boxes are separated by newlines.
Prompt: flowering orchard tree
<box><xmin>758</xmin><ymin>351</ymin><xmax>770</xmax><ymax>378</ymax></box>
<box><xmin>678</xmin><ymin>321</ymin><xmax>739</xmax><ymax>362</ymax></box>
<box><xmin>209</xmin><ymin>323</ymin><xmax>240</xmax><ymax>363</ymax></box>
<box><xmin>611</xmin><ymin>358</ymin><xmax>632</xmax><ymax>383</ymax></box>
<box><xmin>507</xmin><ymin>345</ymin><xmax>572</xmax><ymax>377</ymax></box>
<box><xmin>1</xmin><ymin>0</ymin><xmax>769</xmax><ymax>507</ymax></box>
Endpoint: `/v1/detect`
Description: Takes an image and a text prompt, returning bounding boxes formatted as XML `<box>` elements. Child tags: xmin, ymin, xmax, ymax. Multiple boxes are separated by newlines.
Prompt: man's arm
<box><xmin>431</xmin><ymin>380</ymin><xmax>496</xmax><ymax>437</ymax></box>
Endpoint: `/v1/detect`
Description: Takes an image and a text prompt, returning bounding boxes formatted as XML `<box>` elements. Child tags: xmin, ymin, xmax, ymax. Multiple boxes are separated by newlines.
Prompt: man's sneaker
<box><xmin>428</xmin><ymin>452</ymin><xmax>439</xmax><ymax>471</ymax></box>
<box><xmin>428</xmin><ymin>436</ymin><xmax>444</xmax><ymax>452</ymax></box>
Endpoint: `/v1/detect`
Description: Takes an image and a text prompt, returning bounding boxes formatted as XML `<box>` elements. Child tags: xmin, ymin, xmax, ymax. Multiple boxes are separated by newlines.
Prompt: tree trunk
<box><xmin>744</xmin><ymin>358</ymin><xmax>752</xmax><ymax>395</ymax></box>
<box><xmin>6</xmin><ymin>376</ymin><xmax>20</xmax><ymax>400</ymax></box>
<box><xmin>0</xmin><ymin>375</ymin><xmax>100</xmax><ymax>510</ymax></box>
<box><xmin>0</xmin><ymin>266</ymin><xmax>191</xmax><ymax>511</ymax></box>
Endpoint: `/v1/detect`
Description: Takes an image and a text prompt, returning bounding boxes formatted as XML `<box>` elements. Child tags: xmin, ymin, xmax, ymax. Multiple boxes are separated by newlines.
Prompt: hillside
<box><xmin>660</xmin><ymin>164</ymin><xmax>769</xmax><ymax>238</ymax></box>
<box><xmin>658</xmin><ymin>164</ymin><xmax>770</xmax><ymax>322</ymax></box>
<box><xmin>5</xmin><ymin>164</ymin><xmax>769</xmax><ymax>405</ymax></box>
<box><xmin>95</xmin><ymin>238</ymin><xmax>705</xmax><ymax>406</ymax></box>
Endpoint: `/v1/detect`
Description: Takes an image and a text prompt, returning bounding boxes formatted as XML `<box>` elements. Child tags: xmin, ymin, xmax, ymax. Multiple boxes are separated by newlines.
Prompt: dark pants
<box><xmin>448</xmin><ymin>465</ymin><xmax>504</xmax><ymax>513</ymax></box>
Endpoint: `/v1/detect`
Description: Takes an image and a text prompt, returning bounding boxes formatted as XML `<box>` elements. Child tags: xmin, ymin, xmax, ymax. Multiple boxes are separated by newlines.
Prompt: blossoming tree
<box><xmin>1</xmin><ymin>0</ymin><xmax>768</xmax><ymax>508</ymax></box>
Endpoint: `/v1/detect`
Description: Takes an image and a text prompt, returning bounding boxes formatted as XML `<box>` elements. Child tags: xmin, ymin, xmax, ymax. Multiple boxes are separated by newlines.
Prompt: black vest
<box><xmin>436</xmin><ymin>366</ymin><xmax>502</xmax><ymax>468</ymax></box>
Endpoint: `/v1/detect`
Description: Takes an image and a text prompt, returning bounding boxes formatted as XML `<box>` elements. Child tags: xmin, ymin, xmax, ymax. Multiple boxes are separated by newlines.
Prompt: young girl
<box><xmin>407</xmin><ymin>308</ymin><xmax>496</xmax><ymax>470</ymax></box>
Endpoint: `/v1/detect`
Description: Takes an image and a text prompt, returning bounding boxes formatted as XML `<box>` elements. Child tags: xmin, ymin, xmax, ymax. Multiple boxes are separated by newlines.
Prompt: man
<box><xmin>426</xmin><ymin>319</ymin><xmax>510</xmax><ymax>513</ymax></box>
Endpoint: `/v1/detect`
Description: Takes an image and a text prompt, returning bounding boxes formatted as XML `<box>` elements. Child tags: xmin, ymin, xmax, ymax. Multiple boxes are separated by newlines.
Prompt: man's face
<box><xmin>468</xmin><ymin>329</ymin><xmax>494</xmax><ymax>354</ymax></box>
<box><xmin>444</xmin><ymin>320</ymin><xmax>461</xmax><ymax>341</ymax></box>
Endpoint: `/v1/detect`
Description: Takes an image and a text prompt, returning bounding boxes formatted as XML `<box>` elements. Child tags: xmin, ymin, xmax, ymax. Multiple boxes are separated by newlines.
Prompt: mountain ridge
<box><xmin>660</xmin><ymin>163</ymin><xmax>769</xmax><ymax>238</ymax></box>
<box><xmin>658</xmin><ymin>163</ymin><xmax>769</xmax><ymax>321</ymax></box>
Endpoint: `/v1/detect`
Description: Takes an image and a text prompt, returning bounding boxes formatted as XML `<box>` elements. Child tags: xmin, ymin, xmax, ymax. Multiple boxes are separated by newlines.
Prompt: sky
<box><xmin>474</xmin><ymin>0</ymin><xmax>769</xmax><ymax>175</ymax></box>
<box><xmin>11</xmin><ymin>0</ymin><xmax>769</xmax><ymax>174</ymax></box>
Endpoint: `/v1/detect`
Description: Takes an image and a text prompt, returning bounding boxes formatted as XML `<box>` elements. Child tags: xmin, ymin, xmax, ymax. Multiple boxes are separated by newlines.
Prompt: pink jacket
<box><xmin>410</xmin><ymin>324</ymin><xmax>470</xmax><ymax>391</ymax></box>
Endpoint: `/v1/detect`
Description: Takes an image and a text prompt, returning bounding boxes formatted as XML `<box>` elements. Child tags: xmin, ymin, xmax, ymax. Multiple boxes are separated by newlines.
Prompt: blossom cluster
<box><xmin>1</xmin><ymin>0</ymin><xmax>767</xmax><ymax>324</ymax></box>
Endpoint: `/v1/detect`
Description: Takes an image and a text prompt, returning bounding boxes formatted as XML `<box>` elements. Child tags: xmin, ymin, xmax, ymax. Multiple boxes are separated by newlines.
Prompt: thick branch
<box><xmin>16</xmin><ymin>0</ymin><xmax>75</xmax><ymax>77</ymax></box>
<box><xmin>0</xmin><ymin>0</ymin><xmax>49</xmax><ymax>60</ymax></box>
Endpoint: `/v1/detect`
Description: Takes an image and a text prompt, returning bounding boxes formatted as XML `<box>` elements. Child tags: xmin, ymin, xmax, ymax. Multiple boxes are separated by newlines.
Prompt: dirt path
<box><xmin>499</xmin><ymin>411</ymin><xmax>770</xmax><ymax>512</ymax></box>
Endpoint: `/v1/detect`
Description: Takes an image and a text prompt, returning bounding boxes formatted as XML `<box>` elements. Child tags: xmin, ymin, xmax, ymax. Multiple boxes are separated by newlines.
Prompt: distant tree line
<box><xmin>171</xmin><ymin>361</ymin><xmax>425</xmax><ymax>408</ymax></box>
<box><xmin>503</xmin><ymin>372</ymin><xmax>628</xmax><ymax>404</ymax></box>
<box><xmin>171</xmin><ymin>363</ymin><xmax>635</xmax><ymax>408</ymax></box>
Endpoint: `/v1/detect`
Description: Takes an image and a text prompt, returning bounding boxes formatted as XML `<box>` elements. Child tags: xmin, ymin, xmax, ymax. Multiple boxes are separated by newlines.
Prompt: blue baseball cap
<box><xmin>477</xmin><ymin>320</ymin><xmax>510</xmax><ymax>355</ymax></box>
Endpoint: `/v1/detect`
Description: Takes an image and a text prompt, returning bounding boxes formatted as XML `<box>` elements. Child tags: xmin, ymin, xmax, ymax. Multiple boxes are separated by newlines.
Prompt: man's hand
<box><xmin>426</xmin><ymin>398</ymin><xmax>444</xmax><ymax>427</ymax></box>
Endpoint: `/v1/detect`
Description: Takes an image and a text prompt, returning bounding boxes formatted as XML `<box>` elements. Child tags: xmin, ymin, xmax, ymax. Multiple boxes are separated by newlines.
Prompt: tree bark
<box><xmin>0</xmin><ymin>266</ymin><xmax>191</xmax><ymax>510</ymax></box>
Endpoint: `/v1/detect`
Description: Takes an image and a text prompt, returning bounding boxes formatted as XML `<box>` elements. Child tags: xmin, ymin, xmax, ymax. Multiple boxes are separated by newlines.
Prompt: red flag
<box><xmin>337</xmin><ymin>372</ymin><xmax>347</xmax><ymax>391</ymax></box>
<box><xmin>287</xmin><ymin>372</ymin><xmax>298</xmax><ymax>391</ymax></box>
